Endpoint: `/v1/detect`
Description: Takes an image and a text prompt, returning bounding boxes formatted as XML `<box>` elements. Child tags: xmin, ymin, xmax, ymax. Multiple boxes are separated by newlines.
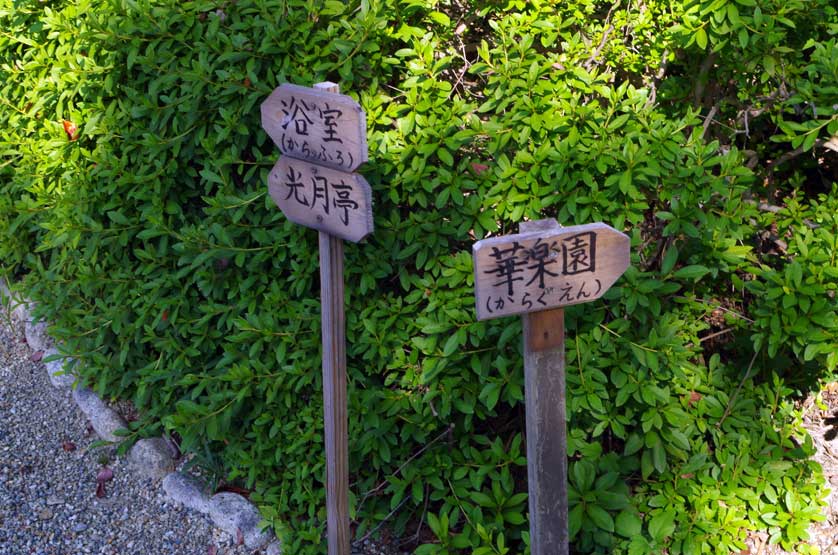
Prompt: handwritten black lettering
<box><xmin>280</xmin><ymin>96</ymin><xmax>314</xmax><ymax>135</ymax></box>
<box><xmin>283</xmin><ymin>166</ymin><xmax>309</xmax><ymax>207</ymax></box>
<box><xmin>562</xmin><ymin>232</ymin><xmax>596</xmax><ymax>275</ymax></box>
<box><xmin>319</xmin><ymin>104</ymin><xmax>343</xmax><ymax>143</ymax></box>
<box><xmin>311</xmin><ymin>174</ymin><xmax>330</xmax><ymax>214</ymax></box>
<box><xmin>525</xmin><ymin>238</ymin><xmax>560</xmax><ymax>289</ymax></box>
<box><xmin>485</xmin><ymin>242</ymin><xmax>527</xmax><ymax>296</ymax></box>
<box><xmin>332</xmin><ymin>181</ymin><xmax>358</xmax><ymax>226</ymax></box>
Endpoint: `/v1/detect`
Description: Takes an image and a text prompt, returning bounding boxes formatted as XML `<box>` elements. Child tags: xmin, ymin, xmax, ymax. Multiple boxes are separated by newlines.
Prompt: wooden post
<box><xmin>519</xmin><ymin>219</ymin><xmax>568</xmax><ymax>555</ymax></box>
<box><xmin>523</xmin><ymin>308</ymin><xmax>568</xmax><ymax>555</ymax></box>
<box><xmin>314</xmin><ymin>81</ymin><xmax>351</xmax><ymax>555</ymax></box>
<box><xmin>319</xmin><ymin>230</ymin><xmax>350</xmax><ymax>555</ymax></box>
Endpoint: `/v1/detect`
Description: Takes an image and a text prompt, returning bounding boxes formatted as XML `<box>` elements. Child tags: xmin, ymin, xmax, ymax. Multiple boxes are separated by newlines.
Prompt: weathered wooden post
<box><xmin>472</xmin><ymin>219</ymin><xmax>629</xmax><ymax>555</ymax></box>
<box><xmin>261</xmin><ymin>81</ymin><xmax>372</xmax><ymax>555</ymax></box>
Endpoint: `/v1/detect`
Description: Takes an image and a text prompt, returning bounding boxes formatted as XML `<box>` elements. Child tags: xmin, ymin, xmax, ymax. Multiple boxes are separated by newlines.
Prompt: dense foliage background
<box><xmin>2</xmin><ymin>0</ymin><xmax>838</xmax><ymax>553</ymax></box>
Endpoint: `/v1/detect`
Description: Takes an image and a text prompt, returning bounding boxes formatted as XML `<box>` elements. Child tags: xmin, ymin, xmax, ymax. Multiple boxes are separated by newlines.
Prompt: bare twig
<box><xmin>684</xmin><ymin>297</ymin><xmax>755</xmax><ymax>324</ymax></box>
<box><xmin>698</xmin><ymin>328</ymin><xmax>733</xmax><ymax>343</ymax></box>
<box><xmin>702</xmin><ymin>103</ymin><xmax>719</xmax><ymax>139</ymax></box>
<box><xmin>357</xmin><ymin>425</ymin><xmax>454</xmax><ymax>502</ymax></box>
<box><xmin>358</xmin><ymin>496</ymin><xmax>411</xmax><ymax>543</ymax></box>
<box><xmin>717</xmin><ymin>349</ymin><xmax>760</xmax><ymax>428</ymax></box>
<box><xmin>399</xmin><ymin>484</ymin><xmax>431</xmax><ymax>548</ymax></box>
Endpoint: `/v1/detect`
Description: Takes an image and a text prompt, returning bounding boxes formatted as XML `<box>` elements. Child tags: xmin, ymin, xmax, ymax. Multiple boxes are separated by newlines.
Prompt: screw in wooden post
<box><xmin>314</xmin><ymin>81</ymin><xmax>351</xmax><ymax>555</ymax></box>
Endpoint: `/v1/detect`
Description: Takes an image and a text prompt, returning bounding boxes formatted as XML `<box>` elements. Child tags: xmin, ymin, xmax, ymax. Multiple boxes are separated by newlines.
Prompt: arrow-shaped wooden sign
<box><xmin>473</xmin><ymin>221</ymin><xmax>629</xmax><ymax>320</ymax></box>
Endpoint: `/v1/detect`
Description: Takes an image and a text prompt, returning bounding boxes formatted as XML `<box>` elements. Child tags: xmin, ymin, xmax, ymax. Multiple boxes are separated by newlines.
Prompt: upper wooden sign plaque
<box><xmin>473</xmin><ymin>220</ymin><xmax>630</xmax><ymax>320</ymax></box>
<box><xmin>261</xmin><ymin>83</ymin><xmax>368</xmax><ymax>172</ymax></box>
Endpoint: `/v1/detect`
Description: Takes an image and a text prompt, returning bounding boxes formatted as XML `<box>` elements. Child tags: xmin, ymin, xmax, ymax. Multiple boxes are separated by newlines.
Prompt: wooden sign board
<box><xmin>473</xmin><ymin>220</ymin><xmax>629</xmax><ymax>320</ymax></box>
<box><xmin>268</xmin><ymin>157</ymin><xmax>374</xmax><ymax>243</ymax></box>
<box><xmin>261</xmin><ymin>83</ymin><xmax>368</xmax><ymax>172</ymax></box>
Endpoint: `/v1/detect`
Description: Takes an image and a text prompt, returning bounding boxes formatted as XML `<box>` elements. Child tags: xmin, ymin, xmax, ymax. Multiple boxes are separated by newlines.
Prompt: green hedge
<box><xmin>2</xmin><ymin>0</ymin><xmax>837</xmax><ymax>553</ymax></box>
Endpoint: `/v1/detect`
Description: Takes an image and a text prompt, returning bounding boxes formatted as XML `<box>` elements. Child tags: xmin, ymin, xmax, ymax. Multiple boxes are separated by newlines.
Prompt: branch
<box><xmin>357</xmin><ymin>497</ymin><xmax>410</xmax><ymax>543</ymax></box>
<box><xmin>693</xmin><ymin>52</ymin><xmax>718</xmax><ymax>107</ymax></box>
<box><xmin>584</xmin><ymin>24</ymin><xmax>615</xmax><ymax>71</ymax></box>
<box><xmin>702</xmin><ymin>103</ymin><xmax>719</xmax><ymax>139</ymax></box>
<box><xmin>646</xmin><ymin>48</ymin><xmax>669</xmax><ymax>108</ymax></box>
<box><xmin>357</xmin><ymin>424</ymin><xmax>454</xmax><ymax>502</ymax></box>
<box><xmin>767</xmin><ymin>139</ymin><xmax>825</xmax><ymax>170</ymax></box>
<box><xmin>584</xmin><ymin>1</ymin><xmax>620</xmax><ymax>71</ymax></box>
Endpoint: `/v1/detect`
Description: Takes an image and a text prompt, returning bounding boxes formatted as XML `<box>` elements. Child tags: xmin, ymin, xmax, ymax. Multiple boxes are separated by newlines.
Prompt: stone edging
<box><xmin>0</xmin><ymin>278</ymin><xmax>282</xmax><ymax>554</ymax></box>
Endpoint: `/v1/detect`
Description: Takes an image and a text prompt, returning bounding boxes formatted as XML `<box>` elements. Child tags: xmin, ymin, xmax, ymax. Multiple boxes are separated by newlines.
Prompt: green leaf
<box><xmin>802</xmin><ymin>131</ymin><xmax>818</xmax><ymax>152</ymax></box>
<box><xmin>727</xmin><ymin>4</ymin><xmax>740</xmax><ymax>25</ymax></box>
<box><xmin>442</xmin><ymin>332</ymin><xmax>460</xmax><ymax>356</ymax></box>
<box><xmin>568</xmin><ymin>503</ymin><xmax>585</xmax><ymax>539</ymax></box>
<box><xmin>598</xmin><ymin>491</ymin><xmax>630</xmax><ymax>511</ymax></box>
<box><xmin>763</xmin><ymin>55</ymin><xmax>776</xmax><ymax>75</ymax></box>
<box><xmin>624</xmin><ymin>434</ymin><xmax>643</xmax><ymax>456</ymax></box>
<box><xmin>616</xmin><ymin>510</ymin><xmax>642</xmax><ymax>537</ymax></box>
<box><xmin>641</xmin><ymin>449</ymin><xmax>654</xmax><ymax>479</ymax></box>
<box><xmin>471</xmin><ymin>491</ymin><xmax>495</xmax><ymax>508</ymax></box>
<box><xmin>804</xmin><ymin>343</ymin><xmax>820</xmax><ymax>361</ymax></box>
<box><xmin>571</xmin><ymin>460</ymin><xmax>596</xmax><ymax>491</ymax></box>
<box><xmin>438</xmin><ymin>148</ymin><xmax>454</xmax><ymax>167</ymax></box>
<box><xmin>652</xmin><ymin>441</ymin><xmax>667</xmax><ymax>473</ymax></box>
<box><xmin>648</xmin><ymin>510</ymin><xmax>676</xmax><ymax>542</ymax></box>
<box><xmin>479</xmin><ymin>382</ymin><xmax>501</xmax><ymax>411</ymax></box>
<box><xmin>667</xmin><ymin>429</ymin><xmax>691</xmax><ymax>451</ymax></box>
<box><xmin>586</xmin><ymin>505</ymin><xmax>615</xmax><ymax>532</ymax></box>
<box><xmin>477</xmin><ymin>211</ymin><xmax>498</xmax><ymax>233</ymax></box>
<box><xmin>428</xmin><ymin>11</ymin><xmax>450</xmax><ymax>26</ymax></box>
<box><xmin>426</xmin><ymin>512</ymin><xmax>443</xmax><ymax>538</ymax></box>
<box><xmin>661</xmin><ymin>245</ymin><xmax>678</xmax><ymax>275</ymax></box>
<box><xmin>673</xmin><ymin>265</ymin><xmax>710</xmax><ymax>281</ymax></box>
<box><xmin>737</xmin><ymin>28</ymin><xmax>748</xmax><ymax>49</ymax></box>
<box><xmin>695</xmin><ymin>28</ymin><xmax>708</xmax><ymax>50</ymax></box>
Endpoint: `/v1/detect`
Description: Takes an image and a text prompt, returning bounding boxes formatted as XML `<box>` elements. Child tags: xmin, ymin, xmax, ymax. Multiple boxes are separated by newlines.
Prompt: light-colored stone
<box><xmin>0</xmin><ymin>279</ymin><xmax>15</xmax><ymax>325</ymax></box>
<box><xmin>43</xmin><ymin>348</ymin><xmax>75</xmax><ymax>389</ymax></box>
<box><xmin>162</xmin><ymin>472</ymin><xmax>210</xmax><ymax>514</ymax></box>
<box><xmin>208</xmin><ymin>492</ymin><xmax>271</xmax><ymax>549</ymax></box>
<box><xmin>25</xmin><ymin>319</ymin><xmax>52</xmax><ymax>351</ymax></box>
<box><xmin>129</xmin><ymin>438</ymin><xmax>175</xmax><ymax>481</ymax></box>
<box><xmin>266</xmin><ymin>540</ymin><xmax>282</xmax><ymax>555</ymax></box>
<box><xmin>72</xmin><ymin>387</ymin><xmax>128</xmax><ymax>443</ymax></box>
<box><xmin>8</xmin><ymin>291</ymin><xmax>32</xmax><ymax>325</ymax></box>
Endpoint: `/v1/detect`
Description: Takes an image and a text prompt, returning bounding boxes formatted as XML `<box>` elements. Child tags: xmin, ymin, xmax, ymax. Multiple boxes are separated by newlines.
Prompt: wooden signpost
<box><xmin>262</xmin><ymin>81</ymin><xmax>371</xmax><ymax>555</ymax></box>
<box><xmin>472</xmin><ymin>219</ymin><xmax>630</xmax><ymax>555</ymax></box>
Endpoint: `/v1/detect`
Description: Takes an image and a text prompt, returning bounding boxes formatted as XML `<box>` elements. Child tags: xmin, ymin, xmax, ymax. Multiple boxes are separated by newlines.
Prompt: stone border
<box><xmin>0</xmin><ymin>278</ymin><xmax>282</xmax><ymax>553</ymax></box>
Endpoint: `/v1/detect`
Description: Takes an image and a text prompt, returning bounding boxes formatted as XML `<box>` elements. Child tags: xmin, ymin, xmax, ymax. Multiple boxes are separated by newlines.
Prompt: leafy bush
<box><xmin>1</xmin><ymin>0</ymin><xmax>837</xmax><ymax>554</ymax></box>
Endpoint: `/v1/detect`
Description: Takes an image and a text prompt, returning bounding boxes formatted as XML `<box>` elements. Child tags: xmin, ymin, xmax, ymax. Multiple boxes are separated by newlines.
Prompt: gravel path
<box><xmin>0</xmin><ymin>317</ymin><xmax>254</xmax><ymax>555</ymax></box>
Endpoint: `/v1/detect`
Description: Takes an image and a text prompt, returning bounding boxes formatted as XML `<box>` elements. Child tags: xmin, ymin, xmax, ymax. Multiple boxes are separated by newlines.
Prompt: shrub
<box><xmin>1</xmin><ymin>0</ymin><xmax>836</xmax><ymax>553</ymax></box>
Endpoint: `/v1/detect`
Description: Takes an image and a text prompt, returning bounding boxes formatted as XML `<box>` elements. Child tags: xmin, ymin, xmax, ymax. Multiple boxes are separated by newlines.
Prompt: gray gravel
<box><xmin>0</xmin><ymin>317</ymin><xmax>255</xmax><ymax>555</ymax></box>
